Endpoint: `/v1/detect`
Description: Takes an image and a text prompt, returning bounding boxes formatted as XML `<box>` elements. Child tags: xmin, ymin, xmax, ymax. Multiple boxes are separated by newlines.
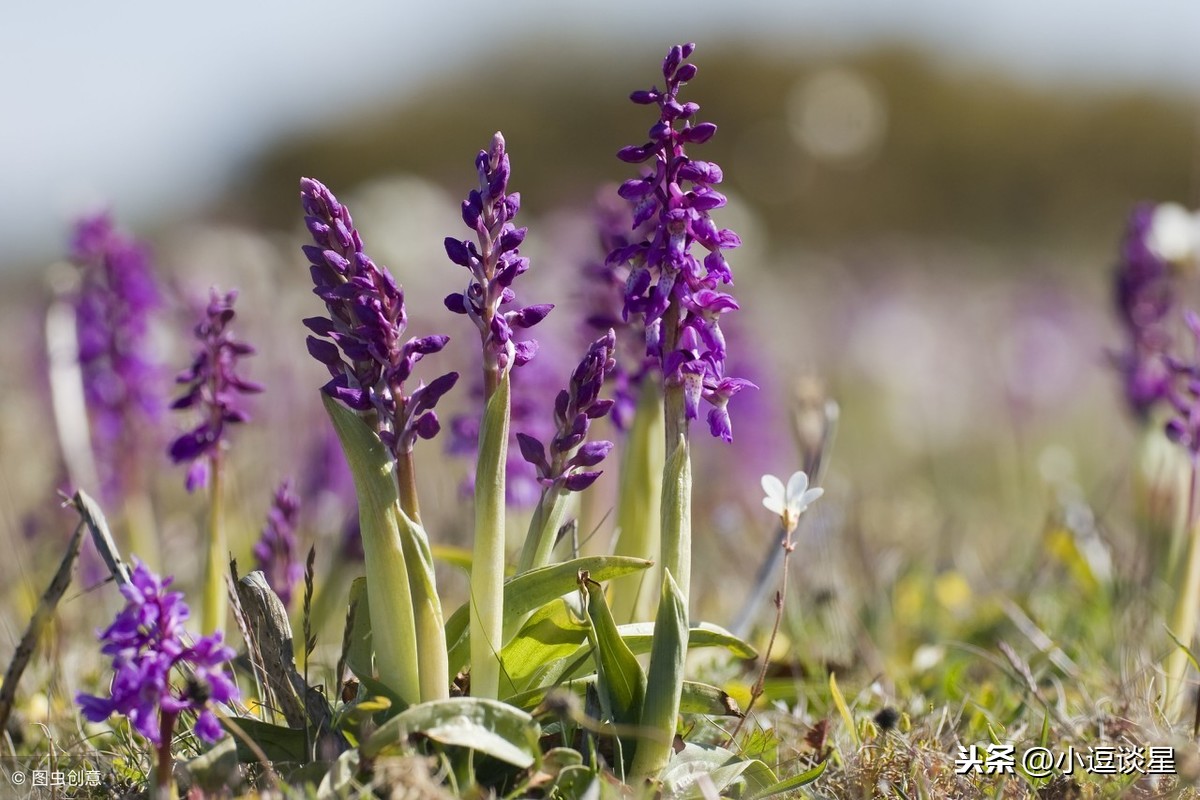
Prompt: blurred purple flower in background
<box><xmin>443</xmin><ymin>132</ymin><xmax>551</xmax><ymax>388</ymax></box>
<box><xmin>68</xmin><ymin>212</ymin><xmax>164</xmax><ymax>503</ymax></box>
<box><xmin>253</xmin><ymin>479</ymin><xmax>303</xmax><ymax>608</ymax></box>
<box><xmin>1165</xmin><ymin>311</ymin><xmax>1200</xmax><ymax>460</ymax></box>
<box><xmin>577</xmin><ymin>190</ymin><xmax>658</xmax><ymax>432</ymax></box>
<box><xmin>301</xmin><ymin>178</ymin><xmax>458</xmax><ymax>458</ymax></box>
<box><xmin>168</xmin><ymin>289</ymin><xmax>262</xmax><ymax>492</ymax></box>
<box><xmin>1113</xmin><ymin>204</ymin><xmax>1174</xmax><ymax>419</ymax></box>
<box><xmin>610</xmin><ymin>43</ymin><xmax>754</xmax><ymax>442</ymax></box>
<box><xmin>516</xmin><ymin>330</ymin><xmax>617</xmax><ymax>493</ymax></box>
<box><xmin>76</xmin><ymin>560</ymin><xmax>238</xmax><ymax>745</ymax></box>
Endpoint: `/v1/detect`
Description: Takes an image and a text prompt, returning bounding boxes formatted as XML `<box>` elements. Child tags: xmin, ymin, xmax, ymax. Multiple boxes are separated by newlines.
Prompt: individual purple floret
<box><xmin>609</xmin><ymin>43</ymin><xmax>755</xmax><ymax>442</ymax></box>
<box><xmin>76</xmin><ymin>559</ymin><xmax>239</xmax><ymax>745</ymax></box>
<box><xmin>301</xmin><ymin>178</ymin><xmax>458</xmax><ymax>459</ymax></box>
<box><xmin>1166</xmin><ymin>311</ymin><xmax>1200</xmax><ymax>460</ymax></box>
<box><xmin>168</xmin><ymin>290</ymin><xmax>262</xmax><ymax>492</ymax></box>
<box><xmin>516</xmin><ymin>330</ymin><xmax>617</xmax><ymax>492</ymax></box>
<box><xmin>68</xmin><ymin>212</ymin><xmax>164</xmax><ymax>503</ymax></box>
<box><xmin>253</xmin><ymin>480</ymin><xmax>303</xmax><ymax>608</ymax></box>
<box><xmin>443</xmin><ymin>132</ymin><xmax>552</xmax><ymax>390</ymax></box>
<box><xmin>1113</xmin><ymin>204</ymin><xmax>1174</xmax><ymax>419</ymax></box>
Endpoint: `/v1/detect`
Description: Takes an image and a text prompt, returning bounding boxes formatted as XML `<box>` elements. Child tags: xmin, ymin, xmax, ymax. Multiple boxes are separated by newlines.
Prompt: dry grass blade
<box><xmin>0</xmin><ymin>517</ymin><xmax>85</xmax><ymax>733</ymax></box>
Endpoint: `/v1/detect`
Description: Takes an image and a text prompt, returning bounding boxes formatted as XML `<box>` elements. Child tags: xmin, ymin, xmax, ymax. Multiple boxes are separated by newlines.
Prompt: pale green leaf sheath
<box><xmin>610</xmin><ymin>381</ymin><xmax>665</xmax><ymax>624</ymax></box>
<box><xmin>631</xmin><ymin>569</ymin><xmax>688</xmax><ymax>782</ymax></box>
<box><xmin>324</xmin><ymin>395</ymin><xmax>421</xmax><ymax>705</ymax></box>
<box><xmin>472</xmin><ymin>372</ymin><xmax>511</xmax><ymax>699</ymax></box>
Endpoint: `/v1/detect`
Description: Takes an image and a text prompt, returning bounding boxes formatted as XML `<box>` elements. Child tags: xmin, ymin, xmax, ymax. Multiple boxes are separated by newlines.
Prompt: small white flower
<box><xmin>761</xmin><ymin>470</ymin><xmax>823</xmax><ymax>533</ymax></box>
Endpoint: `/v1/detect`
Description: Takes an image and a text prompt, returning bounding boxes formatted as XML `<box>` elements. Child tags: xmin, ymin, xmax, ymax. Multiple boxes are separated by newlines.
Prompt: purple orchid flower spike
<box><xmin>609</xmin><ymin>43</ymin><xmax>755</xmax><ymax>442</ymax></box>
<box><xmin>168</xmin><ymin>289</ymin><xmax>261</xmax><ymax>492</ymax></box>
<box><xmin>300</xmin><ymin>178</ymin><xmax>459</xmax><ymax>466</ymax></box>
<box><xmin>68</xmin><ymin>212</ymin><xmax>164</xmax><ymax>504</ymax></box>
<box><xmin>253</xmin><ymin>479</ymin><xmax>303</xmax><ymax>608</ymax></box>
<box><xmin>444</xmin><ymin>132</ymin><xmax>551</xmax><ymax>393</ymax></box>
<box><xmin>76</xmin><ymin>559</ymin><xmax>239</xmax><ymax>746</ymax></box>
<box><xmin>1112</xmin><ymin>204</ymin><xmax>1174</xmax><ymax>419</ymax></box>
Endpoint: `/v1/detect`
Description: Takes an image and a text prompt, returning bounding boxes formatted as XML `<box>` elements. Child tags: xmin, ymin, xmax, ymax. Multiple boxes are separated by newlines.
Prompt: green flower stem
<box><xmin>152</xmin><ymin>710</ymin><xmax>178</xmax><ymax>800</ymax></box>
<box><xmin>1167</xmin><ymin>463</ymin><xmax>1200</xmax><ymax>718</ymax></box>
<box><xmin>200</xmin><ymin>454</ymin><xmax>226</xmax><ymax>636</ymax></box>
<box><xmin>660</xmin><ymin>424</ymin><xmax>692</xmax><ymax>607</ymax></box>
<box><xmin>610</xmin><ymin>381</ymin><xmax>665</xmax><ymax>625</ymax></box>
<box><xmin>396</xmin><ymin>449</ymin><xmax>422</xmax><ymax>526</ymax></box>
<box><xmin>517</xmin><ymin>486</ymin><xmax>571</xmax><ymax>574</ymax></box>
<box><xmin>396</xmin><ymin>505</ymin><xmax>450</xmax><ymax>701</ymax></box>
<box><xmin>471</xmin><ymin>371</ymin><xmax>511</xmax><ymax>699</ymax></box>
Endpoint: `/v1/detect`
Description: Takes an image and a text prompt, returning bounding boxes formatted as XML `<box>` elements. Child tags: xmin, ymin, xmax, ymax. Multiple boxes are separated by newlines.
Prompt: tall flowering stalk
<box><xmin>253</xmin><ymin>479</ymin><xmax>302</xmax><ymax>609</ymax></box>
<box><xmin>515</xmin><ymin>330</ymin><xmax>617</xmax><ymax>572</ymax></box>
<box><xmin>302</xmin><ymin>177</ymin><xmax>456</xmax><ymax>703</ymax></box>
<box><xmin>611</xmin><ymin>43</ymin><xmax>754</xmax><ymax>606</ymax></box>
<box><xmin>77</xmin><ymin>560</ymin><xmax>238</xmax><ymax>799</ymax></box>
<box><xmin>580</xmin><ymin>193</ymin><xmax>666</xmax><ymax>623</ymax></box>
<box><xmin>444</xmin><ymin>132</ymin><xmax>551</xmax><ymax>699</ymax></box>
<box><xmin>68</xmin><ymin>213</ymin><xmax>165</xmax><ymax>502</ymax></box>
<box><xmin>1163</xmin><ymin>311</ymin><xmax>1200</xmax><ymax>715</ymax></box>
<box><xmin>169</xmin><ymin>289</ymin><xmax>261</xmax><ymax>635</ymax></box>
<box><xmin>611</xmin><ymin>42</ymin><xmax>755</xmax><ymax>779</ymax></box>
<box><xmin>57</xmin><ymin>213</ymin><xmax>164</xmax><ymax>570</ymax></box>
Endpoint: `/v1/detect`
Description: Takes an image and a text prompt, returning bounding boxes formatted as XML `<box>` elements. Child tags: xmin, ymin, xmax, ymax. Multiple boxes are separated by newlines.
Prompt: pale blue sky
<box><xmin>2</xmin><ymin>0</ymin><xmax>1197</xmax><ymax>266</ymax></box>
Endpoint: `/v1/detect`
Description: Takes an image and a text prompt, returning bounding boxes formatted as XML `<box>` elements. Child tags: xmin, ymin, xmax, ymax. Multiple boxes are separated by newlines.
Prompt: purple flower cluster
<box><xmin>578</xmin><ymin>191</ymin><xmax>659</xmax><ymax>431</ymax></box>
<box><xmin>168</xmin><ymin>290</ymin><xmax>262</xmax><ymax>492</ymax></box>
<box><xmin>253</xmin><ymin>480</ymin><xmax>303</xmax><ymax>608</ymax></box>
<box><xmin>516</xmin><ymin>330</ymin><xmax>617</xmax><ymax>493</ymax></box>
<box><xmin>77</xmin><ymin>560</ymin><xmax>238</xmax><ymax>745</ymax></box>
<box><xmin>443</xmin><ymin>132</ymin><xmax>552</xmax><ymax>378</ymax></box>
<box><xmin>68</xmin><ymin>212</ymin><xmax>163</xmax><ymax>502</ymax></box>
<box><xmin>301</xmin><ymin>178</ymin><xmax>458</xmax><ymax>457</ymax></box>
<box><xmin>1166</xmin><ymin>311</ymin><xmax>1200</xmax><ymax>459</ymax></box>
<box><xmin>610</xmin><ymin>44</ymin><xmax>754</xmax><ymax>442</ymax></box>
<box><xmin>1113</xmin><ymin>204</ymin><xmax>1174</xmax><ymax>419</ymax></box>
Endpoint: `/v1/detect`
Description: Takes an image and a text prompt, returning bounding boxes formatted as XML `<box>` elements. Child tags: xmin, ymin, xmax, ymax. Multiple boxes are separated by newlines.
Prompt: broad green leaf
<box><xmin>631</xmin><ymin>570</ymin><xmax>688</xmax><ymax>781</ymax></box>
<box><xmin>316</xmin><ymin>748</ymin><xmax>361</xmax><ymax>800</ymax></box>
<box><xmin>363</xmin><ymin>697</ymin><xmax>540</xmax><ymax>769</ymax></box>
<box><xmin>660</xmin><ymin>742</ymin><xmax>750</xmax><ymax>799</ymax></box>
<box><xmin>223</xmin><ymin>717</ymin><xmax>308</xmax><ymax>763</ymax></box>
<box><xmin>744</xmin><ymin>759</ymin><xmax>829</xmax><ymax>800</ymax></box>
<box><xmin>505</xmin><ymin>678</ymin><xmax>739</xmax><ymax>718</ymax></box>
<box><xmin>444</xmin><ymin>555</ymin><xmax>654</xmax><ymax>673</ymax></box>
<box><xmin>580</xmin><ymin>574</ymin><xmax>646</xmax><ymax>727</ymax></box>
<box><xmin>517</xmin><ymin>484</ymin><xmax>572</xmax><ymax>573</ymax></box>
<box><xmin>499</xmin><ymin>597</ymin><xmax>589</xmax><ymax>696</ymax></box>
<box><xmin>324</xmin><ymin>396</ymin><xmax>420</xmax><ymax>705</ymax></box>
<box><xmin>471</xmin><ymin>373</ymin><xmax>511</xmax><ymax>700</ymax></box>
<box><xmin>557</xmin><ymin>621</ymin><xmax>757</xmax><ymax>682</ymax></box>
<box><xmin>343</xmin><ymin>577</ymin><xmax>406</xmax><ymax>710</ymax></box>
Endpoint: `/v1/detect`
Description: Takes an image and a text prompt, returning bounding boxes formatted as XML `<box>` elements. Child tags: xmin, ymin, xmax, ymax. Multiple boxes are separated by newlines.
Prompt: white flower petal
<box><xmin>761</xmin><ymin>474</ymin><xmax>785</xmax><ymax>503</ymax></box>
<box><xmin>763</xmin><ymin>497</ymin><xmax>786</xmax><ymax>516</ymax></box>
<box><xmin>785</xmin><ymin>471</ymin><xmax>809</xmax><ymax>503</ymax></box>
<box><xmin>801</xmin><ymin>488</ymin><xmax>824</xmax><ymax>508</ymax></box>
